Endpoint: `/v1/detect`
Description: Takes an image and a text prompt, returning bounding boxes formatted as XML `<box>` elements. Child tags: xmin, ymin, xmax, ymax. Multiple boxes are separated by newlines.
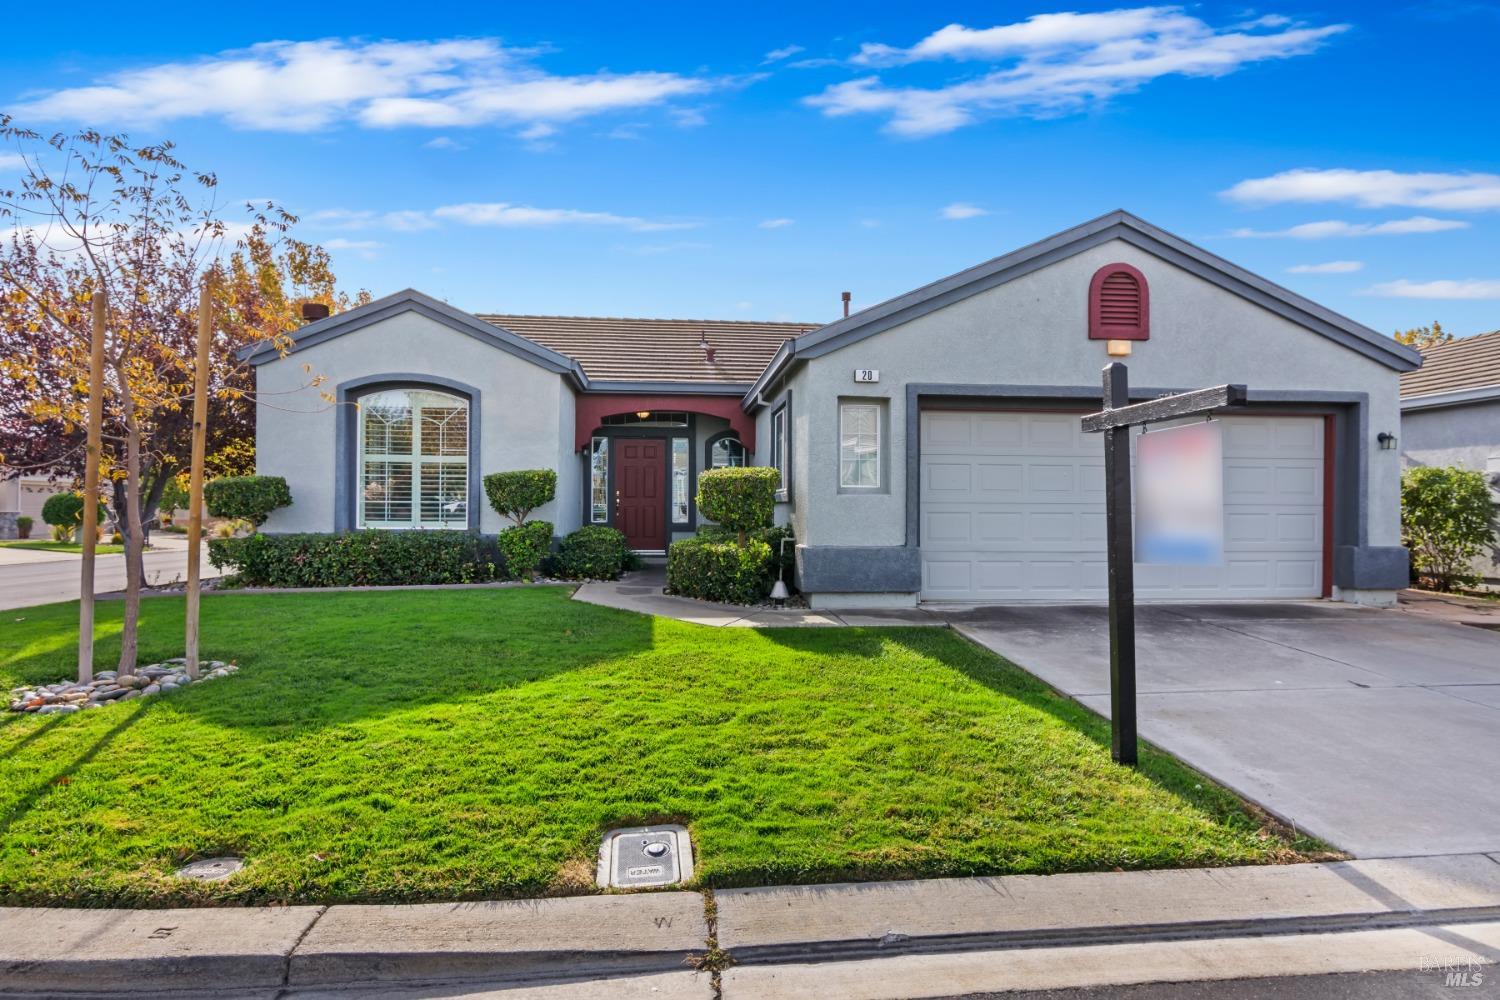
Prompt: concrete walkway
<box><xmin>572</xmin><ymin>565</ymin><xmax>942</xmax><ymax>627</ymax></box>
<box><xmin>5</xmin><ymin>854</ymin><xmax>1500</xmax><ymax>997</ymax></box>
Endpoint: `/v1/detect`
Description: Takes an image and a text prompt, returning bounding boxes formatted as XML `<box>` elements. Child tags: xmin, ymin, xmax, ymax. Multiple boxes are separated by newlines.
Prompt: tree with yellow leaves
<box><xmin>0</xmin><ymin>121</ymin><xmax>366</xmax><ymax>674</ymax></box>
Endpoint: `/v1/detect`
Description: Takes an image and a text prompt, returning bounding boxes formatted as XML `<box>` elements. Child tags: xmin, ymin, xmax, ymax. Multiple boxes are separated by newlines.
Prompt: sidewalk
<box><xmin>5</xmin><ymin>854</ymin><xmax>1499</xmax><ymax>997</ymax></box>
<box><xmin>571</xmin><ymin>565</ymin><xmax>942</xmax><ymax>627</ymax></box>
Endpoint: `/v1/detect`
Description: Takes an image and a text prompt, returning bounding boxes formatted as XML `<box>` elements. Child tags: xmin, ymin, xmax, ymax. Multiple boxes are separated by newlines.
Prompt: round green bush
<box><xmin>555</xmin><ymin>525</ymin><xmax>631</xmax><ymax>580</ymax></box>
<box><xmin>667</xmin><ymin>535</ymin><xmax>775</xmax><ymax>604</ymax></box>
<box><xmin>499</xmin><ymin>519</ymin><xmax>554</xmax><ymax>580</ymax></box>
<box><xmin>697</xmin><ymin>467</ymin><xmax>780</xmax><ymax>544</ymax></box>
<box><xmin>41</xmin><ymin>492</ymin><xmax>107</xmax><ymax>528</ymax></box>
<box><xmin>483</xmin><ymin>469</ymin><xmax>557</xmax><ymax>526</ymax></box>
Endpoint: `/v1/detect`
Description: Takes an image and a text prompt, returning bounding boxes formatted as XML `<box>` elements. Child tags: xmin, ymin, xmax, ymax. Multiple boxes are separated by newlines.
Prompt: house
<box><xmin>0</xmin><ymin>474</ymin><xmax>63</xmax><ymax>538</ymax></box>
<box><xmin>245</xmin><ymin>210</ymin><xmax>1420</xmax><ymax>608</ymax></box>
<box><xmin>1399</xmin><ymin>328</ymin><xmax>1500</xmax><ymax>584</ymax></box>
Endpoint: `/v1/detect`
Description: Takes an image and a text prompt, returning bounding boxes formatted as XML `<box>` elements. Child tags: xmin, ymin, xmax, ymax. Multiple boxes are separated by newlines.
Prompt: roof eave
<box><xmin>1400</xmin><ymin>384</ymin><xmax>1500</xmax><ymax>412</ymax></box>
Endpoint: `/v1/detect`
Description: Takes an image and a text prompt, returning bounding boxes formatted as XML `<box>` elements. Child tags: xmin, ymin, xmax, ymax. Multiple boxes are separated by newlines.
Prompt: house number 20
<box><xmin>854</xmin><ymin>369</ymin><xmax>880</xmax><ymax>383</ymax></box>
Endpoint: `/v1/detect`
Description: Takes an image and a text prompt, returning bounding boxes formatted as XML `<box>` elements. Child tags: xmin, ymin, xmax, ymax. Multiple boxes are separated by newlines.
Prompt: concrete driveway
<box><xmin>947</xmin><ymin>601</ymin><xmax>1500</xmax><ymax>858</ymax></box>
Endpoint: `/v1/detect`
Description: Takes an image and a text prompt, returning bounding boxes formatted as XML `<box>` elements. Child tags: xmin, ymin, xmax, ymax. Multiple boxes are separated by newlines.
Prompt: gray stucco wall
<box><xmin>1401</xmin><ymin>398</ymin><xmax>1500</xmax><ymax>582</ymax></box>
<box><xmin>255</xmin><ymin>310</ymin><xmax>577</xmax><ymax>534</ymax></box>
<box><xmin>774</xmin><ymin>237</ymin><xmax>1406</xmax><ymax>591</ymax></box>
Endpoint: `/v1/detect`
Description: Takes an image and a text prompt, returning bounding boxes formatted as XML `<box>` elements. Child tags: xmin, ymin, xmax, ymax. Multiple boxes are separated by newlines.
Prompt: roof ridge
<box><xmin>477</xmin><ymin>312</ymin><xmax>819</xmax><ymax>327</ymax></box>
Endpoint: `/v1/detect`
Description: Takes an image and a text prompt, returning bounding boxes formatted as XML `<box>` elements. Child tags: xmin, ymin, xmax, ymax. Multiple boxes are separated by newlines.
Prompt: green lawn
<box><xmin>0</xmin><ymin>540</ymin><xmax>125</xmax><ymax>555</ymax></box>
<box><xmin>0</xmin><ymin>589</ymin><xmax>1330</xmax><ymax>906</ymax></box>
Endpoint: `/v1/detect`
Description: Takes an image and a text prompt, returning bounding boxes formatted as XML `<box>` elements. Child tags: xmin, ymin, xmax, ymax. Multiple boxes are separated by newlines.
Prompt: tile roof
<box><xmin>476</xmin><ymin>314</ymin><xmax>819</xmax><ymax>385</ymax></box>
<box><xmin>1400</xmin><ymin>329</ymin><xmax>1500</xmax><ymax>398</ymax></box>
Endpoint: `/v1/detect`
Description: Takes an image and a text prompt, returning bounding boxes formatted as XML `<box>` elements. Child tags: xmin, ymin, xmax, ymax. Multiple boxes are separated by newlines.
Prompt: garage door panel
<box><xmin>920</xmin><ymin>411</ymin><xmax>1324</xmax><ymax>601</ymax></box>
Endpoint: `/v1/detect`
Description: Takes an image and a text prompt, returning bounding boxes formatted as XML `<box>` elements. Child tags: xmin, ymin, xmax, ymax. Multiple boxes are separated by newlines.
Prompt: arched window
<box><xmin>358</xmin><ymin>387</ymin><xmax>469</xmax><ymax>528</ymax></box>
<box><xmin>1088</xmin><ymin>263</ymin><xmax>1150</xmax><ymax>341</ymax></box>
<box><xmin>705</xmin><ymin>432</ymin><xmax>746</xmax><ymax>470</ymax></box>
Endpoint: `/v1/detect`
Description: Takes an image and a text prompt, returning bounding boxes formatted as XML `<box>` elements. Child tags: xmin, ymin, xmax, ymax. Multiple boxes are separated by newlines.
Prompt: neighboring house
<box><xmin>0</xmin><ymin>474</ymin><xmax>63</xmax><ymax>538</ymax></box>
<box><xmin>245</xmin><ymin>210</ymin><xmax>1420</xmax><ymax>608</ymax></box>
<box><xmin>1399</xmin><ymin>329</ymin><xmax>1500</xmax><ymax>584</ymax></box>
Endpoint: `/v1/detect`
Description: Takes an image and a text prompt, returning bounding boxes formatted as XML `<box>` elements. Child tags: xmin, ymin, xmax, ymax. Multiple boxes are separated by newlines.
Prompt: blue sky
<box><xmin>2</xmin><ymin>1</ymin><xmax>1497</xmax><ymax>335</ymax></box>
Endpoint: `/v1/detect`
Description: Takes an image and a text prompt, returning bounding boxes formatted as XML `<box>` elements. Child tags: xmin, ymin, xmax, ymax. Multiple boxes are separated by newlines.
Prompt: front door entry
<box><xmin>615</xmin><ymin>439</ymin><xmax>667</xmax><ymax>551</ymax></box>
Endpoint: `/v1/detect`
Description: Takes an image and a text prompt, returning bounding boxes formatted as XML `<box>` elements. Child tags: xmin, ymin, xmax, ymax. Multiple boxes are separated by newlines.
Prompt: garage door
<box><xmin>919</xmin><ymin>410</ymin><xmax>1324</xmax><ymax>602</ymax></box>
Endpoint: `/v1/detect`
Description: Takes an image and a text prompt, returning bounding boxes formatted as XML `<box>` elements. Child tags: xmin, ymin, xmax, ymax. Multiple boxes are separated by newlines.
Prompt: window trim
<box><xmin>335</xmin><ymin>375</ymin><xmax>481</xmax><ymax>532</ymax></box>
<box><xmin>589</xmin><ymin>435</ymin><xmax>609</xmax><ymax>524</ymax></box>
<box><xmin>703</xmin><ymin>430</ymin><xmax>746</xmax><ymax>472</ymax></box>
<box><xmin>770</xmin><ymin>399</ymin><xmax>790</xmax><ymax>500</ymax></box>
<box><xmin>670</xmin><ymin>435</ymin><xmax>691</xmax><ymax>525</ymax></box>
<box><xmin>838</xmin><ymin>401</ymin><xmax>882</xmax><ymax>490</ymax></box>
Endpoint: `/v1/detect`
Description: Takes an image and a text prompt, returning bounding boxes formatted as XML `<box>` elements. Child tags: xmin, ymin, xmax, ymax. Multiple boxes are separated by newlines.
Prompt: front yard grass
<box><xmin>0</xmin><ymin>540</ymin><xmax>125</xmax><ymax>555</ymax></box>
<box><xmin>0</xmin><ymin>588</ymin><xmax>1330</xmax><ymax>906</ymax></box>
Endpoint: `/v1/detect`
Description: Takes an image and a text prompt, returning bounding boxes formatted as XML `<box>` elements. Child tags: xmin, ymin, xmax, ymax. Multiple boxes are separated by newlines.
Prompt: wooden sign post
<box><xmin>1081</xmin><ymin>362</ymin><xmax>1247</xmax><ymax>766</ymax></box>
<box><xmin>78</xmin><ymin>290</ymin><xmax>107</xmax><ymax>684</ymax></box>
<box><xmin>184</xmin><ymin>279</ymin><xmax>213</xmax><ymax>680</ymax></box>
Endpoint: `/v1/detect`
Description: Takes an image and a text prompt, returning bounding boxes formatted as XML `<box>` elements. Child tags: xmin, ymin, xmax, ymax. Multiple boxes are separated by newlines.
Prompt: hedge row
<box><xmin>667</xmin><ymin>536</ymin><xmax>775</xmax><ymax>605</ymax></box>
<box><xmin>208</xmin><ymin>531</ymin><xmax>500</xmax><ymax>588</ymax></box>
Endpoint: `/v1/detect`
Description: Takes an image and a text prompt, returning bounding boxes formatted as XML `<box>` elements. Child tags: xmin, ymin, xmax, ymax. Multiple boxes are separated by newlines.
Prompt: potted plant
<box><xmin>15</xmin><ymin>516</ymin><xmax>33</xmax><ymax>539</ymax></box>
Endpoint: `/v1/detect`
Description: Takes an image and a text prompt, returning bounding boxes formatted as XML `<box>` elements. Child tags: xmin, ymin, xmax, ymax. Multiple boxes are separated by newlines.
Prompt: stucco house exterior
<box><xmin>1399</xmin><ymin>329</ymin><xmax>1500</xmax><ymax>584</ymax></box>
<box><xmin>245</xmin><ymin>211</ymin><xmax>1420</xmax><ymax>608</ymax></box>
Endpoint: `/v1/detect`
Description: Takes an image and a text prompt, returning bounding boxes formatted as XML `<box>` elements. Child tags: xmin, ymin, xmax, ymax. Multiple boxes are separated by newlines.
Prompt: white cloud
<box><xmin>0</xmin><ymin>152</ymin><xmax>25</xmax><ymax>170</ymax></box>
<box><xmin>763</xmin><ymin>45</ymin><xmax>806</xmax><ymax>64</ymax></box>
<box><xmin>11</xmin><ymin>37</ymin><xmax>715</xmax><ymax>135</ymax></box>
<box><xmin>812</xmin><ymin>8</ymin><xmax>1346</xmax><ymax>136</ymax></box>
<box><xmin>432</xmin><ymin>202</ymin><xmax>695</xmax><ymax>231</ymax></box>
<box><xmin>1225</xmin><ymin>168</ymin><xmax>1500</xmax><ymax>211</ymax></box>
<box><xmin>1364</xmin><ymin>279</ymin><xmax>1500</xmax><ymax>300</ymax></box>
<box><xmin>1228</xmin><ymin>216</ymin><xmax>1470</xmax><ymax>239</ymax></box>
<box><xmin>1286</xmin><ymin>260</ymin><xmax>1364</xmax><ymax>274</ymax></box>
<box><xmin>322</xmin><ymin>238</ymin><xmax>384</xmax><ymax>250</ymax></box>
<box><xmin>669</xmin><ymin>107</ymin><xmax>709</xmax><ymax>128</ymax></box>
<box><xmin>758</xmin><ymin>217</ymin><xmax>795</xmax><ymax>229</ymax></box>
<box><xmin>940</xmin><ymin>202</ymin><xmax>988</xmax><ymax>220</ymax></box>
<box><xmin>423</xmin><ymin>136</ymin><xmax>464</xmax><ymax>150</ymax></box>
<box><xmin>307</xmin><ymin>208</ymin><xmax>440</xmax><ymax>231</ymax></box>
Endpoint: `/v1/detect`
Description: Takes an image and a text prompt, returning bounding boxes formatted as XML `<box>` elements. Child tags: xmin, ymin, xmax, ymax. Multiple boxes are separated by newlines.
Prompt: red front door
<box><xmin>615</xmin><ymin>439</ymin><xmax>667</xmax><ymax>551</ymax></box>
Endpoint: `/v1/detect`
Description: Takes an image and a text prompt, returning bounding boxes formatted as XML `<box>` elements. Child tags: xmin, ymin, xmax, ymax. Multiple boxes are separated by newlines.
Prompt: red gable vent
<box><xmin>1088</xmin><ymin>263</ymin><xmax>1150</xmax><ymax>341</ymax></box>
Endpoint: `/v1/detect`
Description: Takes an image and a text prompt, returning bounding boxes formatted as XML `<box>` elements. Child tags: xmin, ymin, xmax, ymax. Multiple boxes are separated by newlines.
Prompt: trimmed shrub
<box><xmin>41</xmin><ymin>491</ymin><xmax>107</xmax><ymax>528</ymax></box>
<box><xmin>555</xmin><ymin>525</ymin><xmax>631</xmax><ymax>580</ymax></box>
<box><xmin>1401</xmin><ymin>465</ymin><xmax>1497</xmax><ymax>591</ymax></box>
<box><xmin>15</xmin><ymin>516</ymin><xmax>33</xmax><ymax>539</ymax></box>
<box><xmin>697</xmin><ymin>467</ymin><xmax>780</xmax><ymax>545</ymax></box>
<box><xmin>208</xmin><ymin>530</ymin><xmax>499</xmax><ymax>588</ymax></box>
<box><xmin>668</xmin><ymin>535</ymin><xmax>774</xmax><ymax>604</ymax></box>
<box><xmin>698</xmin><ymin>523</ymin><xmax>795</xmax><ymax>586</ymax></box>
<box><xmin>498</xmin><ymin>519</ymin><xmax>554</xmax><ymax>580</ymax></box>
<box><xmin>483</xmin><ymin>469</ymin><xmax>557</xmax><ymax>526</ymax></box>
<box><xmin>203</xmin><ymin>475</ymin><xmax>292</xmax><ymax>528</ymax></box>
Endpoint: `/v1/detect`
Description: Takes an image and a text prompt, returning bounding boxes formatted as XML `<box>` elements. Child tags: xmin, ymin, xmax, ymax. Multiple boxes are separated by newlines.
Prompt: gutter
<box><xmin>1400</xmin><ymin>384</ymin><xmax>1500</xmax><ymax>412</ymax></box>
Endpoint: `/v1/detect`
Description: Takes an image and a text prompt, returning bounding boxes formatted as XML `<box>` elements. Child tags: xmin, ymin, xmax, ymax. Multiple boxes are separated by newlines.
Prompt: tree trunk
<box><xmin>116</xmin><ymin>395</ymin><xmax>144</xmax><ymax>676</ymax></box>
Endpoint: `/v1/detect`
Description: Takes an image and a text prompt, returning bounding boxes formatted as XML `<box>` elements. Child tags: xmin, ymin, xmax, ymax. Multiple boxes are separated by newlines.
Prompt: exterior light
<box><xmin>635</xmin><ymin>410</ymin><xmax>651</xmax><ymax>420</ymax></box>
<box><xmin>1377</xmin><ymin>432</ymin><xmax>1397</xmax><ymax>451</ymax></box>
<box><xmin>770</xmin><ymin>579</ymin><xmax>789</xmax><ymax>606</ymax></box>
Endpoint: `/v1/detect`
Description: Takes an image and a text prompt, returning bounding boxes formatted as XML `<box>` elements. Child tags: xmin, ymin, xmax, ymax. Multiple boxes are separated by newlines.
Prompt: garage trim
<box><xmin>905</xmin><ymin>384</ymin><xmax>1376</xmax><ymax>594</ymax></box>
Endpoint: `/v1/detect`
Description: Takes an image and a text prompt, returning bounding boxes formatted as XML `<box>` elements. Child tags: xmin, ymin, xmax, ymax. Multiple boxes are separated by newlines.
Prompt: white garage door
<box><xmin>919</xmin><ymin>410</ymin><xmax>1325</xmax><ymax>602</ymax></box>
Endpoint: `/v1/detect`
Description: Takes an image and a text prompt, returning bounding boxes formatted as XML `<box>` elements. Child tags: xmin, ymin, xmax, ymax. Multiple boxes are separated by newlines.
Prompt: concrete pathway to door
<box><xmin>947</xmin><ymin>600</ymin><xmax>1500</xmax><ymax>858</ymax></box>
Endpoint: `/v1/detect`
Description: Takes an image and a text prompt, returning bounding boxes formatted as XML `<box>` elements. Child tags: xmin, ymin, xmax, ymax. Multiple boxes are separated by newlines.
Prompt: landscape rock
<box><xmin>8</xmin><ymin>657</ymin><xmax>241</xmax><ymax>716</ymax></box>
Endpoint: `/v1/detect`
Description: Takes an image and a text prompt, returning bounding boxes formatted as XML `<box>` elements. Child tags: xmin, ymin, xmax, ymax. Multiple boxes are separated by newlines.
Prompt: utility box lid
<box><xmin>596</xmin><ymin>825</ymin><xmax>693</xmax><ymax>889</ymax></box>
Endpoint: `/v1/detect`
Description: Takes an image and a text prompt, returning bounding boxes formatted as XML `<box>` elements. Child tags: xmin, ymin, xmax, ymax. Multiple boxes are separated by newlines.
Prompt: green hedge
<box><xmin>203</xmin><ymin>476</ymin><xmax>292</xmax><ymax>527</ymax></box>
<box><xmin>498</xmin><ymin>520</ymin><xmax>553</xmax><ymax>581</ymax></box>
<box><xmin>208</xmin><ymin>531</ymin><xmax>499</xmax><ymax>587</ymax></box>
<box><xmin>1401</xmin><ymin>465</ymin><xmax>1497</xmax><ymax>591</ymax></box>
<box><xmin>698</xmin><ymin>523</ymin><xmax>795</xmax><ymax>582</ymax></box>
<box><xmin>668</xmin><ymin>535</ymin><xmax>775</xmax><ymax>604</ymax></box>
<box><xmin>555</xmin><ymin>525</ymin><xmax>631</xmax><ymax>580</ymax></box>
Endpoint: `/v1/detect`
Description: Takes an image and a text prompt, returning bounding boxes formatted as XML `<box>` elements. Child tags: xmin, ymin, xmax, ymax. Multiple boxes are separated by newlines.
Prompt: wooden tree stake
<box><xmin>78</xmin><ymin>290</ymin><xmax>107</xmax><ymax>684</ymax></box>
<box><xmin>185</xmin><ymin>279</ymin><xmax>213</xmax><ymax>679</ymax></box>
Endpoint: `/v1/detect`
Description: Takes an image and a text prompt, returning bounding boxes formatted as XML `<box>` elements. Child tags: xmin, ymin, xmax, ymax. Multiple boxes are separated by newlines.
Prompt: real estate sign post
<box><xmin>1082</xmin><ymin>363</ymin><xmax>1246</xmax><ymax>765</ymax></box>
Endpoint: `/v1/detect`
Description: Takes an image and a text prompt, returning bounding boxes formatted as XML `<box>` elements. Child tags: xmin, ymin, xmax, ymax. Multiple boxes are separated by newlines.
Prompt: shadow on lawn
<box><xmin>0</xmin><ymin>709</ymin><xmax>142</xmax><ymax>840</ymax></box>
<box><xmin>1</xmin><ymin>588</ymin><xmax>660</xmax><ymax>734</ymax></box>
<box><xmin>756</xmin><ymin>625</ymin><xmax>1309</xmax><ymax>848</ymax></box>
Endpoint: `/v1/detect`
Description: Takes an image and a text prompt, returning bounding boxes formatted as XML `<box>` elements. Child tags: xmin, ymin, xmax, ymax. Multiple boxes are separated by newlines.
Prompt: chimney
<box><xmin>841</xmin><ymin>291</ymin><xmax>851</xmax><ymax>318</ymax></box>
<box><xmin>301</xmin><ymin>302</ymin><xmax>331</xmax><ymax>323</ymax></box>
<box><xmin>698</xmin><ymin>331</ymin><xmax>716</xmax><ymax>364</ymax></box>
